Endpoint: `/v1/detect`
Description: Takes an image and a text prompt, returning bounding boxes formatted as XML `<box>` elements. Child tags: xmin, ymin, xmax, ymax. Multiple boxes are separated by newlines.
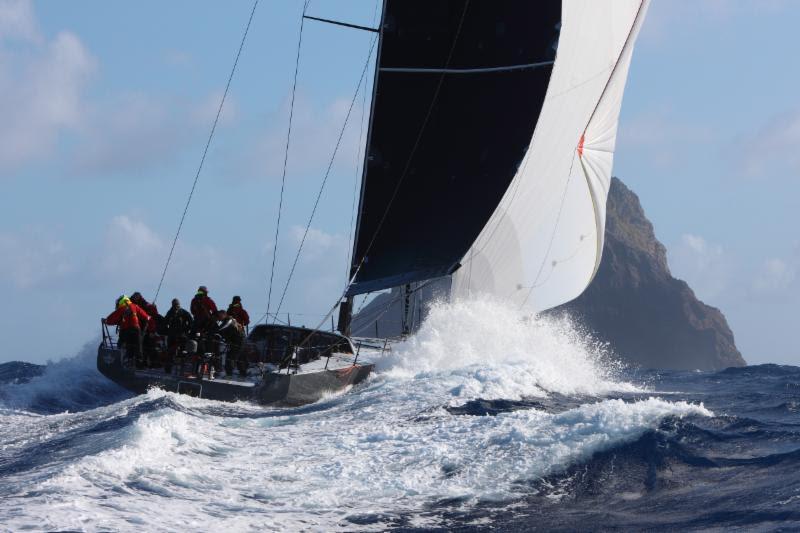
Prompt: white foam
<box><xmin>0</xmin><ymin>298</ymin><xmax>709</xmax><ymax>531</ymax></box>
<box><xmin>0</xmin><ymin>340</ymin><xmax>128</xmax><ymax>413</ymax></box>
<box><xmin>1</xmin><ymin>391</ymin><xmax>711</xmax><ymax>531</ymax></box>
<box><xmin>376</xmin><ymin>297</ymin><xmax>638</xmax><ymax>400</ymax></box>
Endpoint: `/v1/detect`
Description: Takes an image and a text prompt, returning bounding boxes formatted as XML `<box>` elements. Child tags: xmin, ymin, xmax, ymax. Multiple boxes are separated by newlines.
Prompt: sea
<box><xmin>1</xmin><ymin>299</ymin><xmax>799</xmax><ymax>532</ymax></box>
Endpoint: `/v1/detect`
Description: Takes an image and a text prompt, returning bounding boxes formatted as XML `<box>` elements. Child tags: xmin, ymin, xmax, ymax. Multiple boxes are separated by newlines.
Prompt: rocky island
<box><xmin>551</xmin><ymin>177</ymin><xmax>745</xmax><ymax>370</ymax></box>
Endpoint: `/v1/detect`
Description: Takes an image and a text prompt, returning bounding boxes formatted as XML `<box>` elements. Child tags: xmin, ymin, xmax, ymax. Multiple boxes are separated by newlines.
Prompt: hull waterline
<box><xmin>97</xmin><ymin>345</ymin><xmax>374</xmax><ymax>406</ymax></box>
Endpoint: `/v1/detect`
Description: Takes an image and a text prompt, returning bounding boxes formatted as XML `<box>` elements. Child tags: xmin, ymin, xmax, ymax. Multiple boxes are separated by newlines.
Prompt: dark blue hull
<box><xmin>97</xmin><ymin>345</ymin><xmax>374</xmax><ymax>406</ymax></box>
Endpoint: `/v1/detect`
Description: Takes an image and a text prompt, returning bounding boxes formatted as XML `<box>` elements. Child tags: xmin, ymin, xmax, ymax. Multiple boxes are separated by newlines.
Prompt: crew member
<box><xmin>104</xmin><ymin>295</ymin><xmax>151</xmax><ymax>368</ymax></box>
<box><xmin>130</xmin><ymin>292</ymin><xmax>160</xmax><ymax>331</ymax></box>
<box><xmin>131</xmin><ymin>291</ymin><xmax>162</xmax><ymax>367</ymax></box>
<box><xmin>190</xmin><ymin>285</ymin><xmax>218</xmax><ymax>333</ymax></box>
<box><xmin>210</xmin><ymin>310</ymin><xmax>246</xmax><ymax>377</ymax></box>
<box><xmin>164</xmin><ymin>298</ymin><xmax>193</xmax><ymax>374</ymax></box>
<box><xmin>227</xmin><ymin>296</ymin><xmax>250</xmax><ymax>333</ymax></box>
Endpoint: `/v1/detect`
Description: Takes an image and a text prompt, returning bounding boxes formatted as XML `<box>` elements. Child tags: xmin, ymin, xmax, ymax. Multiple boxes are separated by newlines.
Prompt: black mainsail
<box><xmin>347</xmin><ymin>1</ymin><xmax>562</xmax><ymax>296</ymax></box>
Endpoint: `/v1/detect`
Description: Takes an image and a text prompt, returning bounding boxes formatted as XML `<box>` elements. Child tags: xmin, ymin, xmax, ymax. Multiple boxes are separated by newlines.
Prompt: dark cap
<box><xmin>232</xmin><ymin>295</ymin><xmax>241</xmax><ymax>303</ymax></box>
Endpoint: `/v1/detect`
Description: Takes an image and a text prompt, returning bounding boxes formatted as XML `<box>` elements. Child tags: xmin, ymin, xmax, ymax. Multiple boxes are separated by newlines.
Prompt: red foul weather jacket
<box><xmin>227</xmin><ymin>303</ymin><xmax>250</xmax><ymax>326</ymax></box>
<box><xmin>191</xmin><ymin>294</ymin><xmax>218</xmax><ymax>326</ymax></box>
<box><xmin>106</xmin><ymin>303</ymin><xmax>150</xmax><ymax>331</ymax></box>
<box><xmin>142</xmin><ymin>302</ymin><xmax>159</xmax><ymax>333</ymax></box>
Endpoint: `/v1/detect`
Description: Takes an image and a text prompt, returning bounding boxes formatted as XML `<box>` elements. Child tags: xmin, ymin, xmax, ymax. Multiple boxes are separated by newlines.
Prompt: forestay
<box><xmin>452</xmin><ymin>0</ymin><xmax>650</xmax><ymax>312</ymax></box>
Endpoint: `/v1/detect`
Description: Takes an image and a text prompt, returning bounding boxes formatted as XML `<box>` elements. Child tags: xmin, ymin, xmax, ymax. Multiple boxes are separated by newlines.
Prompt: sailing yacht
<box><xmin>98</xmin><ymin>0</ymin><xmax>650</xmax><ymax>405</ymax></box>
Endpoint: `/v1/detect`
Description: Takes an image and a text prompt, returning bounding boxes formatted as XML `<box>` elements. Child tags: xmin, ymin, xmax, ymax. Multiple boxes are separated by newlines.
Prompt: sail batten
<box><xmin>379</xmin><ymin>60</ymin><xmax>555</xmax><ymax>75</ymax></box>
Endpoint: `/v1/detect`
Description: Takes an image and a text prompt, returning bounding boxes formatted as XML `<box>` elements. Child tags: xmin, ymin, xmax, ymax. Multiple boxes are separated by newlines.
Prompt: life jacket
<box><xmin>106</xmin><ymin>302</ymin><xmax>150</xmax><ymax>331</ymax></box>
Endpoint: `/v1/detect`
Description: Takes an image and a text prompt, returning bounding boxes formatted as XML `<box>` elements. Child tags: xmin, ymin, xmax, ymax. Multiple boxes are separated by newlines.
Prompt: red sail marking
<box><xmin>577</xmin><ymin>133</ymin><xmax>585</xmax><ymax>158</ymax></box>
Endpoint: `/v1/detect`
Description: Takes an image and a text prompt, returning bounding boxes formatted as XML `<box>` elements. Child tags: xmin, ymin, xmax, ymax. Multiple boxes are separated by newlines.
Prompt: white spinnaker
<box><xmin>453</xmin><ymin>0</ymin><xmax>649</xmax><ymax>312</ymax></box>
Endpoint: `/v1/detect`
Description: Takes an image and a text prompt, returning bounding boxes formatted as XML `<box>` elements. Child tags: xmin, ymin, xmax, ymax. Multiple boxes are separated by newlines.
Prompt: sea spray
<box><xmin>0</xmin><ymin>340</ymin><xmax>130</xmax><ymax>414</ymax></box>
<box><xmin>376</xmin><ymin>297</ymin><xmax>637</xmax><ymax>399</ymax></box>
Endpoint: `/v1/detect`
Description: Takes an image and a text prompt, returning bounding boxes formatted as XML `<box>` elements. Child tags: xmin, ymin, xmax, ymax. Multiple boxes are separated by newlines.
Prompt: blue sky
<box><xmin>0</xmin><ymin>0</ymin><xmax>798</xmax><ymax>365</ymax></box>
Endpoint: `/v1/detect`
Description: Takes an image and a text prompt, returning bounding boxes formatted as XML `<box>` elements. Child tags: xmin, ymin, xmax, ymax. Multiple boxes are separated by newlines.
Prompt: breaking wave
<box><xmin>0</xmin><ymin>341</ymin><xmax>130</xmax><ymax>415</ymax></box>
<box><xmin>0</xmin><ymin>298</ymin><xmax>737</xmax><ymax>531</ymax></box>
<box><xmin>377</xmin><ymin>297</ymin><xmax>638</xmax><ymax>400</ymax></box>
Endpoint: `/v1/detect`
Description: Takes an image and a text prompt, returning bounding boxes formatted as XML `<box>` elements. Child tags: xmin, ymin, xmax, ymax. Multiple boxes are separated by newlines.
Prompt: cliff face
<box><xmin>551</xmin><ymin>177</ymin><xmax>745</xmax><ymax>370</ymax></box>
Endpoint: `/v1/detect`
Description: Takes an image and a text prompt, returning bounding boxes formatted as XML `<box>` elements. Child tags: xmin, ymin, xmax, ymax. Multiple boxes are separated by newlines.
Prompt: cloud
<box><xmin>618</xmin><ymin>108</ymin><xmax>714</xmax><ymax>169</ymax></box>
<box><xmin>0</xmin><ymin>22</ymin><xmax>95</xmax><ymax>171</ymax></box>
<box><xmin>288</xmin><ymin>225</ymin><xmax>347</xmax><ymax>261</ymax></box>
<box><xmin>0</xmin><ymin>0</ymin><xmax>40</xmax><ymax>43</ymax></box>
<box><xmin>732</xmin><ymin>109</ymin><xmax>800</xmax><ymax>179</ymax></box>
<box><xmin>70</xmin><ymin>90</ymin><xmax>236</xmax><ymax>178</ymax></box>
<box><xmin>163</xmin><ymin>49</ymin><xmax>192</xmax><ymax>68</ymax></box>
<box><xmin>0</xmin><ymin>227</ymin><xmax>74</xmax><ymax>289</ymax></box>
<box><xmin>263</xmin><ymin>225</ymin><xmax>349</xmax><ymax>315</ymax></box>
<box><xmin>71</xmin><ymin>93</ymin><xmax>184</xmax><ymax>176</ymax></box>
<box><xmin>97</xmin><ymin>215</ymin><xmax>240</xmax><ymax>298</ymax></box>
<box><xmin>191</xmin><ymin>89</ymin><xmax>238</xmax><ymax>127</ymax></box>
<box><xmin>668</xmin><ymin>233</ymin><xmax>729</xmax><ymax>300</ymax></box>
<box><xmin>642</xmin><ymin>0</ymin><xmax>792</xmax><ymax>45</ymax></box>
<box><xmin>245</xmin><ymin>93</ymin><xmax>366</xmax><ymax>182</ymax></box>
<box><xmin>753</xmin><ymin>257</ymin><xmax>796</xmax><ymax>293</ymax></box>
<box><xmin>0</xmin><ymin>1</ymin><xmax>236</xmax><ymax>179</ymax></box>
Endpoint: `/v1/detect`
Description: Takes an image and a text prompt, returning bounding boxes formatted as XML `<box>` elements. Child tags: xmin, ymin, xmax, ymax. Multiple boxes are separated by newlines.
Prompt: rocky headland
<box><xmin>551</xmin><ymin>177</ymin><xmax>745</xmax><ymax>370</ymax></box>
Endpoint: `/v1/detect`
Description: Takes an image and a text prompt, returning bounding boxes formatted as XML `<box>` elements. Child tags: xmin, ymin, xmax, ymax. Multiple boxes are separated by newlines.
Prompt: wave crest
<box><xmin>376</xmin><ymin>297</ymin><xmax>637</xmax><ymax>399</ymax></box>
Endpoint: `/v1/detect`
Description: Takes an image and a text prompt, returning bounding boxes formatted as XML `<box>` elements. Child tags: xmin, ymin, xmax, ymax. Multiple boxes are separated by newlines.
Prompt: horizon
<box><xmin>1</xmin><ymin>0</ymin><xmax>798</xmax><ymax>366</ymax></box>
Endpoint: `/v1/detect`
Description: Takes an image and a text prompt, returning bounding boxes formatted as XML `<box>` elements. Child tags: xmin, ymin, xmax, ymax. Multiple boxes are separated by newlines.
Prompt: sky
<box><xmin>0</xmin><ymin>0</ymin><xmax>797</xmax><ymax>366</ymax></box>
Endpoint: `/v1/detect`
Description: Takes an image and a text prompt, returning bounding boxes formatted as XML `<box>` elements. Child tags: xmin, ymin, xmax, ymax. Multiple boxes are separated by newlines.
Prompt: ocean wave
<box><xmin>374</xmin><ymin>297</ymin><xmax>640</xmax><ymax>400</ymax></box>
<box><xmin>0</xmin><ymin>341</ymin><xmax>131</xmax><ymax>415</ymax></box>
<box><xmin>0</xmin><ymin>387</ymin><xmax>710</xmax><ymax>531</ymax></box>
<box><xmin>5</xmin><ymin>301</ymin><xmax>799</xmax><ymax>531</ymax></box>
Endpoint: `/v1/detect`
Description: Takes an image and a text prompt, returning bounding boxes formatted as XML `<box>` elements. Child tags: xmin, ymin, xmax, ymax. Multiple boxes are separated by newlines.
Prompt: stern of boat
<box><xmin>97</xmin><ymin>320</ymin><xmax>135</xmax><ymax>384</ymax></box>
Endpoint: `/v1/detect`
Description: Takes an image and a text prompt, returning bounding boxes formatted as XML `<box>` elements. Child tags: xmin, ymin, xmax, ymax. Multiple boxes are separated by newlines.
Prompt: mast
<box><xmin>339</xmin><ymin>0</ymin><xmax>387</xmax><ymax>336</ymax></box>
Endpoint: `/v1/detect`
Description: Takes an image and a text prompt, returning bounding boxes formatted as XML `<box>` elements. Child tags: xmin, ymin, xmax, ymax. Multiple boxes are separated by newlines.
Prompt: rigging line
<box><xmin>367</xmin><ymin>291</ymin><xmax>404</xmax><ymax>326</ymax></box>
<box><xmin>354</xmin><ymin>292</ymin><xmax>371</xmax><ymax>314</ymax></box>
<box><xmin>346</xmin><ymin>0</ymin><xmax>471</xmax><ymax>292</ymax></box>
<box><xmin>345</xmin><ymin>54</ymin><xmax>370</xmax><ymax>281</ymax></box>
<box><xmin>152</xmin><ymin>0</ymin><xmax>259</xmax><ymax>305</ymax></box>
<box><xmin>579</xmin><ymin>1</ymin><xmax>647</xmax><ymax>285</ymax></box>
<box><xmin>292</xmin><ymin>1</ymin><xmax>469</xmax><ymax>353</ymax></box>
<box><xmin>345</xmin><ymin>0</ymin><xmax>380</xmax><ymax>282</ymax></box>
<box><xmin>584</xmin><ymin>0</ymin><xmax>646</xmax><ymax>132</ymax></box>
<box><xmin>352</xmin><ymin>290</ymin><xmax>401</xmax><ymax>324</ymax></box>
<box><xmin>273</xmin><ymin>33</ymin><xmax>379</xmax><ymax>319</ymax></box>
<box><xmin>264</xmin><ymin>0</ymin><xmax>311</xmax><ymax>324</ymax></box>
